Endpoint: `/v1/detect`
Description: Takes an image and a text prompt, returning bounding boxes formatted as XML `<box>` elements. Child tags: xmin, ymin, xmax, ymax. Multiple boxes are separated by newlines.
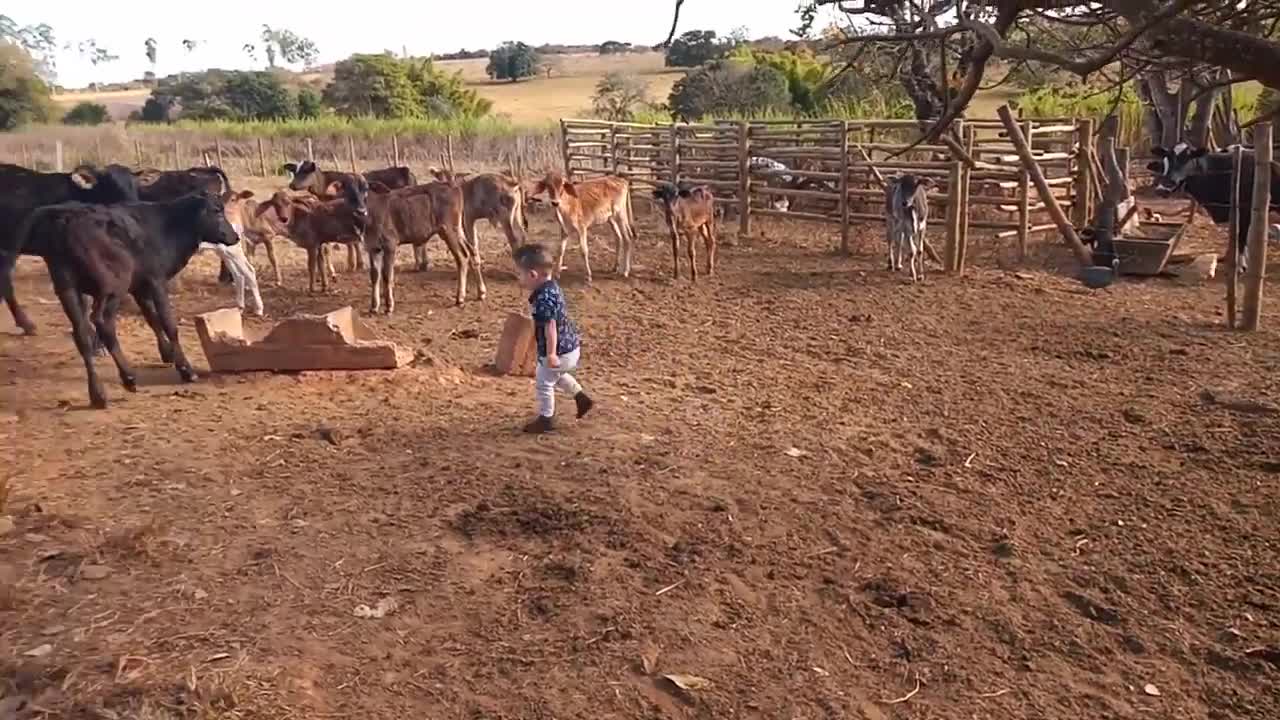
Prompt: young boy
<box><xmin>514</xmin><ymin>244</ymin><xmax>594</xmax><ymax>433</ymax></box>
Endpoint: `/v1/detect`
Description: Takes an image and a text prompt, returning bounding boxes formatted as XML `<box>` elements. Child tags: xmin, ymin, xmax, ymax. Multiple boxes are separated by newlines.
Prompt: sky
<box><xmin>19</xmin><ymin>0</ymin><xmax>830</xmax><ymax>89</ymax></box>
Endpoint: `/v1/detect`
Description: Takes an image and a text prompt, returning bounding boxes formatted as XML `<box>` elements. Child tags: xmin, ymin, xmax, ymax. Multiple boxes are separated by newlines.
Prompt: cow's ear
<box><xmin>368</xmin><ymin>181</ymin><xmax>392</xmax><ymax>194</ymax></box>
<box><xmin>563</xmin><ymin>181</ymin><xmax>578</xmax><ymax>197</ymax></box>
<box><xmin>918</xmin><ymin>177</ymin><xmax>935</xmax><ymax>188</ymax></box>
<box><xmin>70</xmin><ymin>169</ymin><xmax>97</xmax><ymax>190</ymax></box>
<box><xmin>282</xmin><ymin>163</ymin><xmax>298</xmax><ymax>175</ymax></box>
<box><xmin>237</xmin><ymin>189</ymin><xmax>255</xmax><ymax>200</ymax></box>
<box><xmin>322</xmin><ymin>181</ymin><xmax>344</xmax><ymax>198</ymax></box>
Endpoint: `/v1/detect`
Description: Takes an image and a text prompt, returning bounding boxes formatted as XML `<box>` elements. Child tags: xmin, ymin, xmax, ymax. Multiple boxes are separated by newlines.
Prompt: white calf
<box><xmin>884</xmin><ymin>175</ymin><xmax>933</xmax><ymax>283</ymax></box>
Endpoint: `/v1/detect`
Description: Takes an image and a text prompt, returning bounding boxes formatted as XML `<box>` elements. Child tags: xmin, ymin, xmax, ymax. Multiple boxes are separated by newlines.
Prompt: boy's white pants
<box><xmin>201</xmin><ymin>239</ymin><xmax>264</xmax><ymax>316</ymax></box>
<box><xmin>535</xmin><ymin>347</ymin><xmax>582</xmax><ymax>418</ymax></box>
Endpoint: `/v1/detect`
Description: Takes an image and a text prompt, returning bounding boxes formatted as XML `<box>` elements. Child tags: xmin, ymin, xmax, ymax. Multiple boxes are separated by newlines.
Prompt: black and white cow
<box><xmin>1148</xmin><ymin>143</ymin><xmax>1280</xmax><ymax>265</ymax></box>
<box><xmin>884</xmin><ymin>174</ymin><xmax>932</xmax><ymax>283</ymax></box>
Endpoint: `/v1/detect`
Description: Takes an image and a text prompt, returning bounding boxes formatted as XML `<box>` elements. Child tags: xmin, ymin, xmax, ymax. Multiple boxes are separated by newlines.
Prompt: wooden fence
<box><xmin>561</xmin><ymin>117</ymin><xmax>1095</xmax><ymax>265</ymax></box>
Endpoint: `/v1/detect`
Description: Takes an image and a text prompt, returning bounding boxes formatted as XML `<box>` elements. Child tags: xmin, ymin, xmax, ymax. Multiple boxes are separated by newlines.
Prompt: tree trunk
<box><xmin>1186</xmin><ymin>82</ymin><xmax>1218</xmax><ymax>148</ymax></box>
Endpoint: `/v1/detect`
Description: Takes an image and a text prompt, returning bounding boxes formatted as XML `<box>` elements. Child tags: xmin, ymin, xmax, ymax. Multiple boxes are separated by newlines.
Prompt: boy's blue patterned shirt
<box><xmin>529</xmin><ymin>280</ymin><xmax>581</xmax><ymax>357</ymax></box>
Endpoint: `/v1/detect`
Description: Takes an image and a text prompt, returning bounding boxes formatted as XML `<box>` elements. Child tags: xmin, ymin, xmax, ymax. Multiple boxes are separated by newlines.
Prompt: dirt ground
<box><xmin>1</xmin><ymin>189</ymin><xmax>1278</xmax><ymax>720</ymax></box>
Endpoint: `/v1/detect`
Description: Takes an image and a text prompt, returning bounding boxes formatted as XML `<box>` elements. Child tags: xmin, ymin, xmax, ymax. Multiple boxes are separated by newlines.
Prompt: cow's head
<box><xmin>187</xmin><ymin>193</ymin><xmax>240</xmax><ymax>247</ymax></box>
<box><xmin>283</xmin><ymin>160</ymin><xmax>323</xmax><ymax>193</ymax></box>
<box><xmin>326</xmin><ymin>174</ymin><xmax>370</xmax><ymax>229</ymax></box>
<box><xmin>1148</xmin><ymin>143</ymin><xmax>1208</xmax><ymax>196</ymax></box>
<box><xmin>69</xmin><ymin>164</ymin><xmax>140</xmax><ymax>204</ymax></box>
<box><xmin>529</xmin><ymin>173</ymin><xmax>573</xmax><ymax>208</ymax></box>
<box><xmin>893</xmin><ymin>174</ymin><xmax>933</xmax><ymax>210</ymax></box>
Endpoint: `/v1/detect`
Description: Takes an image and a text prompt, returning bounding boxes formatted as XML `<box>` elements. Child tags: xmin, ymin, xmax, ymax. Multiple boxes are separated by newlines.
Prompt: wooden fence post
<box><xmin>202</xmin><ymin>151</ymin><xmax>211</xmax><ymax>167</ymax></box>
<box><xmin>997</xmin><ymin>105</ymin><xmax>1093</xmax><ymax>266</ymax></box>
<box><xmin>958</xmin><ymin>122</ymin><xmax>974</xmax><ymax>272</ymax></box>
<box><xmin>560</xmin><ymin>120</ymin><xmax>571</xmax><ymax>179</ymax></box>
<box><xmin>1071</xmin><ymin>118</ymin><xmax>1095</xmax><ymax>228</ymax></box>
<box><xmin>20</xmin><ymin>144</ymin><xmax>30</xmax><ymax>168</ymax></box>
<box><xmin>173</xmin><ymin>140</ymin><xmax>181</xmax><ymax>170</ymax></box>
<box><xmin>306</xmin><ymin>138</ymin><xmax>314</xmax><ymax>162</ymax></box>
<box><xmin>839</xmin><ymin>120</ymin><xmax>851</xmax><ymax>254</ymax></box>
<box><xmin>214</xmin><ymin>139</ymin><xmax>224</xmax><ymax>169</ymax></box>
<box><xmin>392</xmin><ymin>134</ymin><xmax>400</xmax><ymax>166</ymax></box>
<box><xmin>94</xmin><ymin>136</ymin><xmax>103</xmax><ymax>165</ymax></box>
<box><xmin>737</xmin><ymin>121</ymin><xmax>751</xmax><ymax>238</ymax></box>
<box><xmin>55</xmin><ymin>141</ymin><xmax>63</xmax><ymax>172</ymax></box>
<box><xmin>944</xmin><ymin>160</ymin><xmax>963</xmax><ymax>272</ymax></box>
<box><xmin>134</xmin><ymin>140</ymin><xmax>143</xmax><ymax>168</ymax></box>
<box><xmin>257</xmin><ymin>138</ymin><xmax>267</xmax><ymax>177</ymax></box>
<box><xmin>670</xmin><ymin>123</ymin><xmax>683</xmax><ymax>186</ymax></box>
<box><xmin>1242</xmin><ymin>122</ymin><xmax>1272</xmax><ymax>331</ymax></box>
<box><xmin>348</xmin><ymin>136</ymin><xmax>358</xmax><ymax>173</ymax></box>
<box><xmin>1017</xmin><ymin>120</ymin><xmax>1034</xmax><ymax>259</ymax></box>
<box><xmin>1226</xmin><ymin>145</ymin><xmax>1243</xmax><ymax>329</ymax></box>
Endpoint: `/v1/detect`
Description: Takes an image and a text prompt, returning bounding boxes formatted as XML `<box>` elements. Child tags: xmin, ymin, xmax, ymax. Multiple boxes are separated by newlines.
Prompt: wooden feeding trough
<box><xmin>1111</xmin><ymin>219</ymin><xmax>1190</xmax><ymax>276</ymax></box>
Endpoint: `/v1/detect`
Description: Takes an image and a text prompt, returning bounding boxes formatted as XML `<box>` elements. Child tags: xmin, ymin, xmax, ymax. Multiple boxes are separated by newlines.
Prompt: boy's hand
<box><xmin>547</xmin><ymin>354</ymin><xmax>561</xmax><ymax>368</ymax></box>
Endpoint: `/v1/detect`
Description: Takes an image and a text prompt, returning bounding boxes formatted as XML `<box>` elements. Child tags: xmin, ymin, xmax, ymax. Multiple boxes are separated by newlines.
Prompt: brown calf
<box><xmin>528</xmin><ymin>172</ymin><xmax>634</xmax><ymax>282</ymax></box>
<box><xmin>430</xmin><ymin>170</ymin><xmax>528</xmax><ymax>259</ymax></box>
<box><xmin>653</xmin><ymin>182</ymin><xmax>717</xmax><ymax>281</ymax></box>
<box><xmin>283</xmin><ymin>161</ymin><xmax>405</xmax><ymax>272</ymax></box>
<box><xmin>364</xmin><ymin>180</ymin><xmax>482</xmax><ymax>312</ymax></box>
<box><xmin>258</xmin><ymin>186</ymin><xmax>364</xmax><ymax>294</ymax></box>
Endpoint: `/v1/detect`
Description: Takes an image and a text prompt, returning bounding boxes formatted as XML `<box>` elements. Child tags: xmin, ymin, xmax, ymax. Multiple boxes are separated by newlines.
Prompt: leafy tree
<box><xmin>144</xmin><ymin>37</ymin><xmax>157</xmax><ymax>76</ymax></box>
<box><xmin>665</xmin><ymin>30</ymin><xmax>728</xmax><ymax>68</ymax></box>
<box><xmin>324</xmin><ymin>53</ymin><xmax>491</xmax><ymax>119</ymax></box>
<box><xmin>599</xmin><ymin>41</ymin><xmax>632</xmax><ymax>55</ymax></box>
<box><xmin>139</xmin><ymin>95</ymin><xmax>172</xmax><ymax>122</ymax></box>
<box><xmin>0</xmin><ymin>42</ymin><xmax>55</xmax><ymax>129</ymax></box>
<box><xmin>62</xmin><ymin>100</ymin><xmax>109</xmax><ymax>125</ymax></box>
<box><xmin>77</xmin><ymin>39</ymin><xmax>118</xmax><ymax>67</ymax></box>
<box><xmin>486</xmin><ymin>42</ymin><xmax>539</xmax><ymax>82</ymax></box>
<box><xmin>0</xmin><ymin>14</ymin><xmax>56</xmax><ymax>81</ymax></box>
<box><xmin>592</xmin><ymin>72</ymin><xmax>649</xmax><ymax>121</ymax></box>
<box><xmin>296</xmin><ymin>87</ymin><xmax>323</xmax><ymax>118</ymax></box>
<box><xmin>668</xmin><ymin>59</ymin><xmax>789</xmax><ymax>121</ymax></box>
<box><xmin>260</xmin><ymin>26</ymin><xmax>319</xmax><ymax>69</ymax></box>
<box><xmin>221</xmin><ymin>71</ymin><xmax>296</xmax><ymax>120</ymax></box>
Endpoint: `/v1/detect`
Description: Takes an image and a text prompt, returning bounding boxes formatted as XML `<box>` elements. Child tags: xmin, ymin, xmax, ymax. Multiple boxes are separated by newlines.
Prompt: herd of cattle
<box><xmin>0</xmin><ymin>140</ymin><xmax>1269</xmax><ymax>409</ymax></box>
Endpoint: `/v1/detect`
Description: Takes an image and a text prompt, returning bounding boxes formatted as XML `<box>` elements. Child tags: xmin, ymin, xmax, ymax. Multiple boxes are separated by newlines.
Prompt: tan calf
<box><xmin>528</xmin><ymin>172</ymin><xmax>634</xmax><ymax>282</ymax></box>
<box><xmin>653</xmin><ymin>182</ymin><xmax>717</xmax><ymax>281</ymax></box>
<box><xmin>431</xmin><ymin>170</ymin><xmax>528</xmax><ymax>259</ymax></box>
<box><xmin>221</xmin><ymin>189</ymin><xmax>287</xmax><ymax>286</ymax></box>
<box><xmin>257</xmin><ymin>185</ymin><xmax>365</xmax><ymax>294</ymax></box>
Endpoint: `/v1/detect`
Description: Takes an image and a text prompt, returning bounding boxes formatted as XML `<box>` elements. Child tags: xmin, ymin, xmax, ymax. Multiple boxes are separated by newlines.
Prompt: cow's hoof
<box><xmin>90</xmin><ymin>394</ymin><xmax>108</xmax><ymax>410</ymax></box>
<box><xmin>122</xmin><ymin>376</ymin><xmax>138</xmax><ymax>393</ymax></box>
<box><xmin>178</xmin><ymin>367</ymin><xmax>198</xmax><ymax>383</ymax></box>
<box><xmin>18</xmin><ymin>323</ymin><xmax>37</xmax><ymax>336</ymax></box>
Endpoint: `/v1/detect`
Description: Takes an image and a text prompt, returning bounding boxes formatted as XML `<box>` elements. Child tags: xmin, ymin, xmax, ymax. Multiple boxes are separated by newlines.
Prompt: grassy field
<box><xmin>53</xmin><ymin>52</ymin><xmax>684</xmax><ymax>125</ymax></box>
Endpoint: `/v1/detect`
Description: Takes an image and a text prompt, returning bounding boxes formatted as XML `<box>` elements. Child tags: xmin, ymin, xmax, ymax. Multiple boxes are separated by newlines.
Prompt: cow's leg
<box><xmin>670</xmin><ymin>224</ymin><xmax>681</xmax><ymax>280</ymax></box>
<box><xmin>687</xmin><ymin>226</ymin><xmax>699</xmax><ymax>284</ymax></box>
<box><xmin>886</xmin><ymin>223</ymin><xmax>896</xmax><ymax>271</ymax></box>
<box><xmin>91</xmin><ymin>294</ymin><xmax>136</xmax><ymax>393</ymax></box>
<box><xmin>368</xmin><ymin>248</ymin><xmax>383</xmax><ymax>314</ymax></box>
<box><xmin>324</xmin><ymin>244</ymin><xmax>337</xmax><ymax>281</ymax></box>
<box><xmin>608</xmin><ymin>218</ymin><xmax>627</xmax><ymax>276</ymax></box>
<box><xmin>133</xmin><ymin>291</ymin><xmax>174</xmax><ymax>364</ymax></box>
<box><xmin>443</xmin><ymin>233</ymin><xmax>468</xmax><ymax>306</ymax></box>
<box><xmin>147</xmin><ymin>281</ymin><xmax>196</xmax><ymax>383</ymax></box>
<box><xmin>554</xmin><ymin>226</ymin><xmax>571</xmax><ymax>281</ymax></box>
<box><xmin>263</xmin><ymin>237</ymin><xmax>283</xmax><ymax>286</ymax></box>
<box><xmin>55</xmin><ymin>282</ymin><xmax>107</xmax><ymax>408</ymax></box>
<box><xmin>578</xmin><ymin>229</ymin><xmax>593</xmax><ymax>284</ymax></box>
<box><xmin>383</xmin><ymin>248</ymin><xmax>397</xmax><ymax>314</ymax></box>
<box><xmin>1</xmin><ymin>253</ymin><xmax>37</xmax><ymax>335</ymax></box>
<box><xmin>455</xmin><ymin>227</ymin><xmax>486</xmax><ymax>301</ymax></box>
<box><xmin>702</xmin><ymin>224</ymin><xmax>716</xmax><ymax>277</ymax></box>
<box><xmin>346</xmin><ymin>243</ymin><xmax>358</xmax><ymax>272</ymax></box>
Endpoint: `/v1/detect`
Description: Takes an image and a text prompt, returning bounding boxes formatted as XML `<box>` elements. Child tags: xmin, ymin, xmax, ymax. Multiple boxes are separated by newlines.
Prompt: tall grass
<box><xmin>1016</xmin><ymin>82</ymin><xmax>1262</xmax><ymax>147</ymax></box>
<box><xmin>150</xmin><ymin>114</ymin><xmax>559</xmax><ymax>140</ymax></box>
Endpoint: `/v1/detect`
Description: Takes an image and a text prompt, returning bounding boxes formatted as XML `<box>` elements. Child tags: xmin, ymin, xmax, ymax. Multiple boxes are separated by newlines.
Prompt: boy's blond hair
<box><xmin>513</xmin><ymin>243</ymin><xmax>555</xmax><ymax>273</ymax></box>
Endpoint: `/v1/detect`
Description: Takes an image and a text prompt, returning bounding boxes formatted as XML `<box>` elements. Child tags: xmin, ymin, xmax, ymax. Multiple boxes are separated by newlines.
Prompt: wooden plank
<box><xmin>1226</xmin><ymin>146</ymin><xmax>1243</xmax><ymax>328</ymax></box>
<box><xmin>1242</xmin><ymin>122</ymin><xmax>1271</xmax><ymax>330</ymax></box>
<box><xmin>996</xmin><ymin>105</ymin><xmax>1092</xmax><ymax>266</ymax></box>
<box><xmin>839</xmin><ymin>120</ymin><xmax>850</xmax><ymax>254</ymax></box>
<box><xmin>738</xmin><ymin>120</ymin><xmax>751</xmax><ymax>237</ymax></box>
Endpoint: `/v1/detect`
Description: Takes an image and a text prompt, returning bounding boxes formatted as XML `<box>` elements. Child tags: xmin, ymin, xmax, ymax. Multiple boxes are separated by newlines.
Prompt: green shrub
<box><xmin>62</xmin><ymin>101</ymin><xmax>110</xmax><ymax>125</ymax></box>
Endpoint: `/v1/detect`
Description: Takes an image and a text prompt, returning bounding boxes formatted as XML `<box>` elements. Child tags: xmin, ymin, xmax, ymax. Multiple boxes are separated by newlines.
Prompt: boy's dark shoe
<box><xmin>523</xmin><ymin>415</ymin><xmax>555</xmax><ymax>434</ymax></box>
<box><xmin>574</xmin><ymin>392</ymin><xmax>595</xmax><ymax>419</ymax></box>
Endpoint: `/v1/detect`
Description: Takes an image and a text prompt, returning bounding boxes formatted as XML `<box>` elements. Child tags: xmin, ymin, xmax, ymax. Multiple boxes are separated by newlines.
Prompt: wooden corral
<box><xmin>559</xmin><ymin>116</ymin><xmax>1095</xmax><ymax>271</ymax></box>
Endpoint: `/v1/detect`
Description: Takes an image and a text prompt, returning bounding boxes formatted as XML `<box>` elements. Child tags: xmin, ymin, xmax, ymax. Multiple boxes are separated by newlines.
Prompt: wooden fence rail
<box><xmin>562</xmin><ymin>116</ymin><xmax>1094</xmax><ymax>268</ymax></box>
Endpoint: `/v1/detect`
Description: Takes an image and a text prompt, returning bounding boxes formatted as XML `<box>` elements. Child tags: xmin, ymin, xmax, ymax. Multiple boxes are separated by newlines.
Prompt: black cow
<box><xmin>0</xmin><ymin>163</ymin><xmax>140</xmax><ymax>335</ymax></box>
<box><xmin>1148</xmin><ymin>143</ymin><xmax>1280</xmax><ymax>265</ymax></box>
<box><xmin>21</xmin><ymin>193</ymin><xmax>239</xmax><ymax>408</ymax></box>
<box><xmin>133</xmin><ymin>167</ymin><xmax>241</xmax><ymax>285</ymax></box>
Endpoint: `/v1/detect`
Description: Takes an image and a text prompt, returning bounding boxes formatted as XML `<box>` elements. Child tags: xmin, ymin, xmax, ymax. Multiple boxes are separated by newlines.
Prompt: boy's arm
<box><xmin>545</xmin><ymin>318</ymin><xmax>560</xmax><ymax>367</ymax></box>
